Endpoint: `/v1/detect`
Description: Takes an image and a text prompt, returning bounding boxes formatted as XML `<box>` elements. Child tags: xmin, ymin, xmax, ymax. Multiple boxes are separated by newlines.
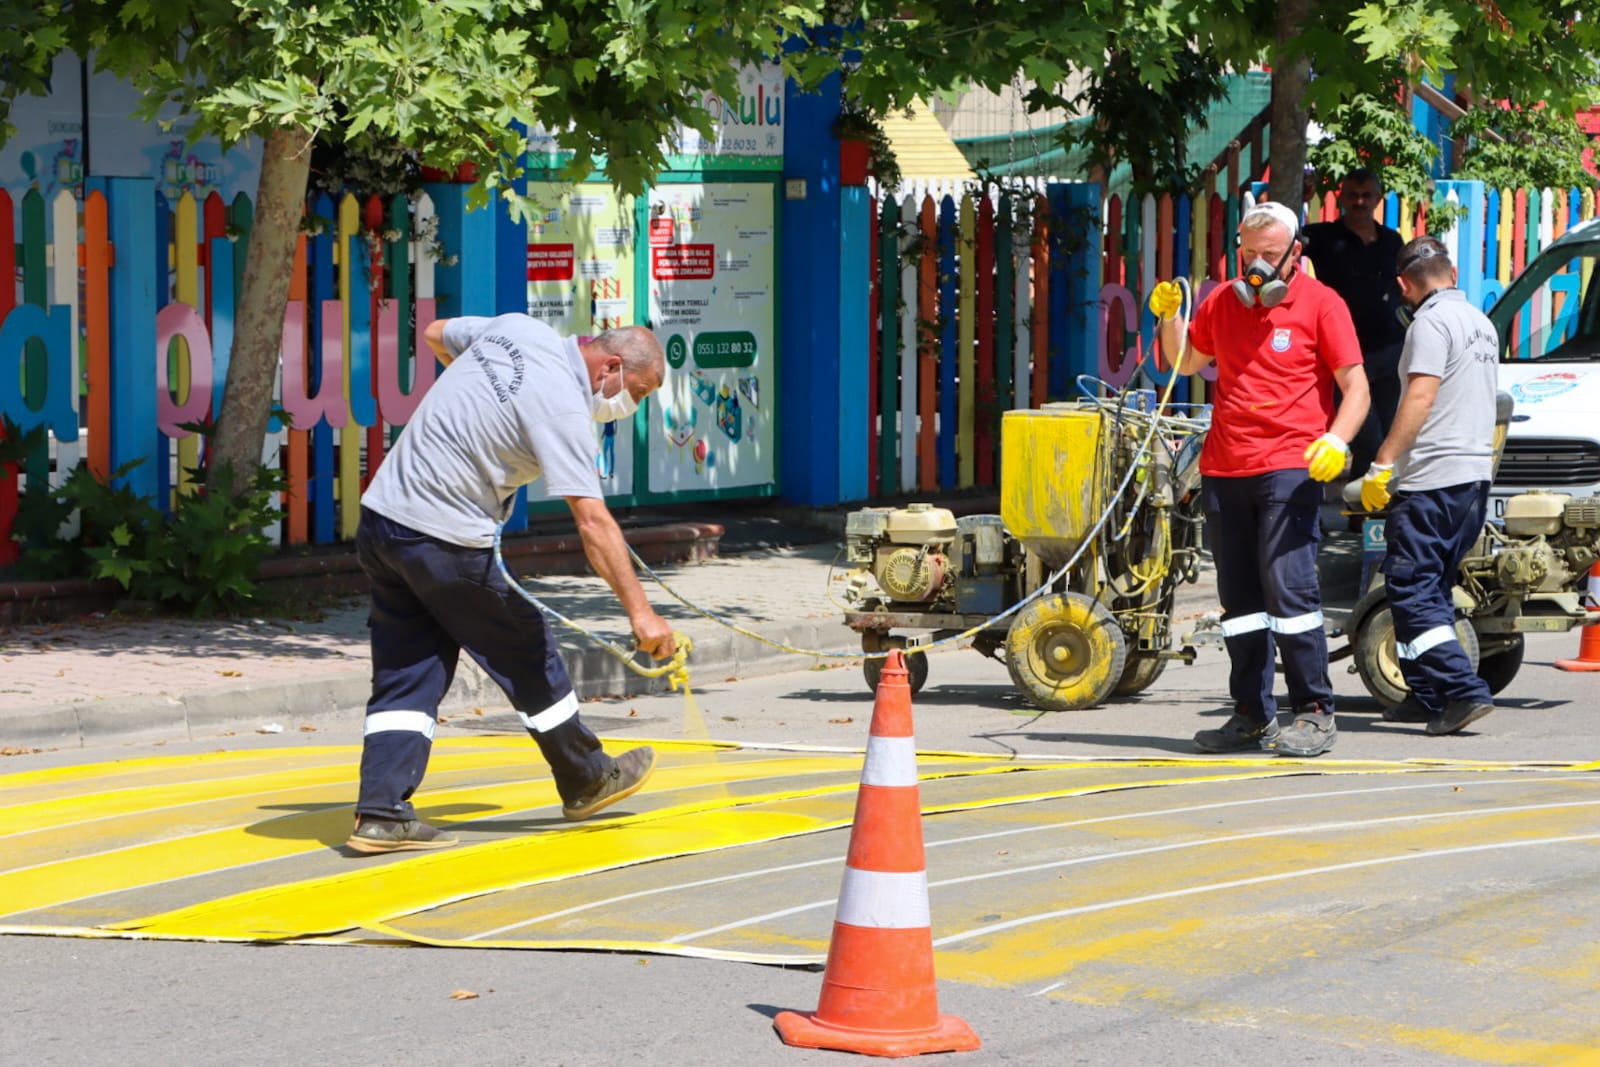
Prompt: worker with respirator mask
<box><xmin>1150</xmin><ymin>201</ymin><xmax>1370</xmax><ymax>758</ymax></box>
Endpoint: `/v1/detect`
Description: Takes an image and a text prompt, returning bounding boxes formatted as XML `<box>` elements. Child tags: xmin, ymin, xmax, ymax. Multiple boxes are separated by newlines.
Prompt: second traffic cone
<box><xmin>773</xmin><ymin>650</ymin><xmax>980</xmax><ymax>1058</ymax></box>
<box><xmin>1555</xmin><ymin>562</ymin><xmax>1600</xmax><ymax>672</ymax></box>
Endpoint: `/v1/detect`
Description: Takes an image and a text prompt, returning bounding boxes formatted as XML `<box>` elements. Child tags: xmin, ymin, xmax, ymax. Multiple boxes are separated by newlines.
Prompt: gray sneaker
<box><xmin>1277</xmin><ymin>705</ymin><xmax>1337</xmax><ymax>757</ymax></box>
<box><xmin>1428</xmin><ymin>698</ymin><xmax>1494</xmax><ymax>736</ymax></box>
<box><xmin>1194</xmin><ymin>713</ymin><xmax>1281</xmax><ymax>753</ymax></box>
<box><xmin>563</xmin><ymin>746</ymin><xmax>656</xmax><ymax>821</ymax></box>
<box><xmin>347</xmin><ymin>816</ymin><xmax>458</xmax><ymax>854</ymax></box>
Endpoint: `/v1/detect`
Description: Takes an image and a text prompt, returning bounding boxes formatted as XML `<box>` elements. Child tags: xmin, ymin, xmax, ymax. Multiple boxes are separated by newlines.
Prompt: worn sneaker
<box><xmin>346</xmin><ymin>815</ymin><xmax>458</xmax><ymax>854</ymax></box>
<box><xmin>563</xmin><ymin>746</ymin><xmax>656</xmax><ymax>821</ymax></box>
<box><xmin>1382</xmin><ymin>696</ymin><xmax>1435</xmax><ymax>723</ymax></box>
<box><xmin>1194</xmin><ymin>713</ymin><xmax>1281</xmax><ymax>754</ymax></box>
<box><xmin>1277</xmin><ymin>705</ymin><xmax>1338</xmax><ymax>757</ymax></box>
<box><xmin>1428</xmin><ymin>698</ymin><xmax>1495</xmax><ymax>736</ymax></box>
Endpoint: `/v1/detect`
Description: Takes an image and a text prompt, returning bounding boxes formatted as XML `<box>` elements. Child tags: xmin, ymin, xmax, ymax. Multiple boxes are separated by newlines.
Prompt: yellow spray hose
<box><xmin>492</xmin><ymin>526</ymin><xmax>694</xmax><ymax>690</ymax></box>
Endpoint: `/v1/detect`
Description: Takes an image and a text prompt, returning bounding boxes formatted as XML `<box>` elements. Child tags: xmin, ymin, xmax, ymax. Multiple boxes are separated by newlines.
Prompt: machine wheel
<box><xmin>1353</xmin><ymin>607</ymin><xmax>1480</xmax><ymax>708</ymax></box>
<box><xmin>1476</xmin><ymin>634</ymin><xmax>1525</xmax><ymax>695</ymax></box>
<box><xmin>861</xmin><ymin>633</ymin><xmax>929</xmax><ymax>695</ymax></box>
<box><xmin>1112</xmin><ymin>655</ymin><xmax>1168</xmax><ymax>697</ymax></box>
<box><xmin>1005</xmin><ymin>593</ymin><xmax>1127</xmax><ymax>710</ymax></box>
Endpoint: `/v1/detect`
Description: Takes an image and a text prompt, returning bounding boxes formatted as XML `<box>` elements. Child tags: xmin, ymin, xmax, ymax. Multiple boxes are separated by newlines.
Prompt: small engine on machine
<box><xmin>1475</xmin><ymin>491</ymin><xmax>1600</xmax><ymax>599</ymax></box>
<box><xmin>843</xmin><ymin>504</ymin><xmax>1025</xmax><ymax>616</ymax></box>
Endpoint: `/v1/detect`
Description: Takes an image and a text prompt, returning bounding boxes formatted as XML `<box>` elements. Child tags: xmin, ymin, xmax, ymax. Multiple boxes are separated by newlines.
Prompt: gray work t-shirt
<box><xmin>361</xmin><ymin>315</ymin><xmax>602</xmax><ymax>547</ymax></box>
<box><xmin>1393</xmin><ymin>288</ymin><xmax>1499</xmax><ymax>492</ymax></box>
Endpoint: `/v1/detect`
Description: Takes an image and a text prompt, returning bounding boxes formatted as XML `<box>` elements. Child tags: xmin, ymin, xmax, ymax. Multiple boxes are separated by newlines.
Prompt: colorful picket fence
<box><xmin>858</xmin><ymin>179</ymin><xmax>1599</xmax><ymax>502</ymax></box>
<box><xmin>0</xmin><ymin>180</ymin><xmax>465</xmax><ymax>565</ymax></box>
<box><xmin>3</xmin><ymin>175</ymin><xmax>1597</xmax><ymax>567</ymax></box>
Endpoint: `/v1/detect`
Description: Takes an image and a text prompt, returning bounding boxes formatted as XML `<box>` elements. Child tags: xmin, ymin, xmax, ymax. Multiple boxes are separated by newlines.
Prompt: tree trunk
<box><xmin>206</xmin><ymin>124</ymin><xmax>314</xmax><ymax>494</ymax></box>
<box><xmin>1267</xmin><ymin>0</ymin><xmax>1314</xmax><ymax>209</ymax></box>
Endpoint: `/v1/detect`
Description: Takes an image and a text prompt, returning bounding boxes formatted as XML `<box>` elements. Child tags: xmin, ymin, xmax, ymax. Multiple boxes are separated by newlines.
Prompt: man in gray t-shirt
<box><xmin>1359</xmin><ymin>236</ymin><xmax>1498</xmax><ymax>737</ymax></box>
<box><xmin>347</xmin><ymin>315</ymin><xmax>676</xmax><ymax>854</ymax></box>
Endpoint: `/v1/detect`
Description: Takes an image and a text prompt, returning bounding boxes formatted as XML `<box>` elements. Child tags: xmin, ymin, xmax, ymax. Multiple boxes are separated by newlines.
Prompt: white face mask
<box><xmin>590</xmin><ymin>367</ymin><xmax>639</xmax><ymax>423</ymax></box>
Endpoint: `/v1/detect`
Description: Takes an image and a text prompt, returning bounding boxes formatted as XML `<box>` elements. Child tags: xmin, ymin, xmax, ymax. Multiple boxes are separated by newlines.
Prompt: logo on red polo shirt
<box><xmin>1271</xmin><ymin>328</ymin><xmax>1291</xmax><ymax>352</ymax></box>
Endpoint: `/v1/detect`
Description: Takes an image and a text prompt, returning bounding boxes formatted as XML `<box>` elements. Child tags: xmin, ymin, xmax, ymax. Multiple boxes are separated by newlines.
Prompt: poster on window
<box><xmin>524</xmin><ymin>181</ymin><xmax>639</xmax><ymax>497</ymax></box>
<box><xmin>646</xmin><ymin>182</ymin><xmax>775</xmax><ymax>493</ymax></box>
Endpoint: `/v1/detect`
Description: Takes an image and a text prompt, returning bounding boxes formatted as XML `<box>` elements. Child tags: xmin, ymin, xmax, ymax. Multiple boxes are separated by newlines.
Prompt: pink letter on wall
<box><xmin>376</xmin><ymin>296</ymin><xmax>438</xmax><ymax>425</ymax></box>
<box><xmin>279</xmin><ymin>300</ymin><xmax>349</xmax><ymax>430</ymax></box>
<box><xmin>1097</xmin><ymin>284</ymin><xmax>1141</xmax><ymax>391</ymax></box>
<box><xmin>156</xmin><ymin>303</ymin><xmax>214</xmax><ymax>436</ymax></box>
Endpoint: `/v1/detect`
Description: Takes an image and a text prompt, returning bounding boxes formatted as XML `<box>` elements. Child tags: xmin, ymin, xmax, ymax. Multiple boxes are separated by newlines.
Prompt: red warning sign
<box><xmin>649</xmin><ymin>218</ymin><xmax>675</xmax><ymax>246</ymax></box>
<box><xmin>652</xmin><ymin>243</ymin><xmax>715</xmax><ymax>280</ymax></box>
<box><xmin>526</xmin><ymin>244</ymin><xmax>575</xmax><ymax>281</ymax></box>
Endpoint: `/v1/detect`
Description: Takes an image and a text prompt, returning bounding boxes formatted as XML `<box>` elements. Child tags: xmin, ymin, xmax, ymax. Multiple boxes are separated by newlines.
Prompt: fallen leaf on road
<box><xmin>448</xmin><ymin>990</ymin><xmax>479</xmax><ymax>1000</ymax></box>
<box><xmin>1</xmin><ymin>747</ymin><xmax>43</xmax><ymax>757</ymax></box>
<box><xmin>627</xmin><ymin>709</ymin><xmax>638</xmax><ymax>717</ymax></box>
<box><xmin>828</xmin><ymin>717</ymin><xmax>854</xmax><ymax>724</ymax></box>
<box><xmin>217</xmin><ymin>669</ymin><xmax>242</xmax><ymax>677</ymax></box>
<box><xmin>721</xmin><ymin>716</ymin><xmax>737</xmax><ymax>721</ymax></box>
<box><xmin>298</xmin><ymin>724</ymin><xmax>316</xmax><ymax>732</ymax></box>
<box><xmin>725</xmin><ymin>676</ymin><xmax>738</xmax><ymax>683</ymax></box>
<box><xmin>473</xmin><ymin>708</ymin><xmax>486</xmax><ymax>716</ymax></box>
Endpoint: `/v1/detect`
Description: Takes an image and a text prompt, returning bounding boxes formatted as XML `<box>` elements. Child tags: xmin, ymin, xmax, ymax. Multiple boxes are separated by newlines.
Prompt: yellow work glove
<box><xmin>1361</xmin><ymin>463</ymin><xmax>1394</xmax><ymax>512</ymax></box>
<box><xmin>1147</xmin><ymin>280</ymin><xmax>1183</xmax><ymax>319</ymax></box>
<box><xmin>1302</xmin><ymin>432</ymin><xmax>1349</xmax><ymax>482</ymax></box>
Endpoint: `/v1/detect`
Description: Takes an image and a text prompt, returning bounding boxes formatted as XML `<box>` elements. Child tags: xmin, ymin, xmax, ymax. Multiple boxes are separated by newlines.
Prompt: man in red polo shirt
<box><xmin>1151</xmin><ymin>201</ymin><xmax>1369</xmax><ymax>757</ymax></box>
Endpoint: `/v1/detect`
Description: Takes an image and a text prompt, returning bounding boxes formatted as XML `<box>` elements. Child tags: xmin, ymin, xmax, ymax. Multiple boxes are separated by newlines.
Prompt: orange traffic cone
<box><xmin>1555</xmin><ymin>563</ymin><xmax>1600</xmax><ymax>672</ymax></box>
<box><xmin>773</xmin><ymin>650</ymin><xmax>980</xmax><ymax>1058</ymax></box>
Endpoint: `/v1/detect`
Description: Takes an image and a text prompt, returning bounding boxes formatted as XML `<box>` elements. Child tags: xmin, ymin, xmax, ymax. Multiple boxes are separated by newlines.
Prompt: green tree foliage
<box><xmin>1452</xmin><ymin>105</ymin><xmax>1598</xmax><ymax>190</ymax></box>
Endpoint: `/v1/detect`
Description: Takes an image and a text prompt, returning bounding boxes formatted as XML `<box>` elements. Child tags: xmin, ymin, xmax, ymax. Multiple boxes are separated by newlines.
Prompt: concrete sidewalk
<box><xmin>4</xmin><ymin>504</ymin><xmax>1316</xmax><ymax>751</ymax></box>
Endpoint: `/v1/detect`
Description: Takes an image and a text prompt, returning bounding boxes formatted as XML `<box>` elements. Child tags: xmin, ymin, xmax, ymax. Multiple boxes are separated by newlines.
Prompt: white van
<box><xmin>1488</xmin><ymin>217</ymin><xmax>1600</xmax><ymax>517</ymax></box>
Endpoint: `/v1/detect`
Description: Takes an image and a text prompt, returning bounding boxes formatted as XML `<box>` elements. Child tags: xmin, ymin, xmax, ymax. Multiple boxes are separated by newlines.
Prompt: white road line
<box><xmin>476</xmin><ymin>774</ymin><xmax>1596</xmax><ymax>940</ymax></box>
<box><xmin>1028</xmin><ymin>981</ymin><xmax>1067</xmax><ymax>997</ymax></box>
<box><xmin>931</xmin><ymin>832</ymin><xmax>1600</xmax><ymax>948</ymax></box>
<box><xmin>476</xmin><ymin>777</ymin><xmax>1600</xmax><ymax>940</ymax></box>
<box><xmin>669</xmin><ymin>796</ymin><xmax>1600</xmax><ymax>944</ymax></box>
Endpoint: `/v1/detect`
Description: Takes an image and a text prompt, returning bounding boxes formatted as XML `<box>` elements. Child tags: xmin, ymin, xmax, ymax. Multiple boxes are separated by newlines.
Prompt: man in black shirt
<box><xmin>1302</xmin><ymin>168</ymin><xmax>1407</xmax><ymax>476</ymax></box>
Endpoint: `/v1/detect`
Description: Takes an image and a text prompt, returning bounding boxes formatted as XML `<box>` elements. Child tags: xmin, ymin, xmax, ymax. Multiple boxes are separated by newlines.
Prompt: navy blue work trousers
<box><xmin>354</xmin><ymin>508</ymin><xmax>609</xmax><ymax>820</ymax></box>
<box><xmin>1380</xmin><ymin>482</ymin><xmax>1493</xmax><ymax>713</ymax></box>
<box><xmin>1202</xmin><ymin>469</ymin><xmax>1334</xmax><ymax>721</ymax></box>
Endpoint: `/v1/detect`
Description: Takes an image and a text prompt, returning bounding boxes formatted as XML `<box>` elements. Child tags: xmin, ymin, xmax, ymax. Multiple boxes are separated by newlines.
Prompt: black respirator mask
<box><xmin>1231</xmin><ymin>242</ymin><xmax>1295</xmax><ymax>308</ymax></box>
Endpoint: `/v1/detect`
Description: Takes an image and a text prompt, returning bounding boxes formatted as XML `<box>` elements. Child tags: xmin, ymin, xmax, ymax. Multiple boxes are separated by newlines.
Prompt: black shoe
<box><xmin>1382</xmin><ymin>696</ymin><xmax>1435</xmax><ymax>723</ymax></box>
<box><xmin>1277</xmin><ymin>705</ymin><xmax>1338</xmax><ymax>757</ymax></box>
<box><xmin>564</xmin><ymin>746</ymin><xmax>656</xmax><ymax>821</ymax></box>
<box><xmin>347</xmin><ymin>815</ymin><xmax>458</xmax><ymax>854</ymax></box>
<box><xmin>1194</xmin><ymin>713</ymin><xmax>1280</xmax><ymax>754</ymax></box>
<box><xmin>1428</xmin><ymin>698</ymin><xmax>1494</xmax><ymax>736</ymax></box>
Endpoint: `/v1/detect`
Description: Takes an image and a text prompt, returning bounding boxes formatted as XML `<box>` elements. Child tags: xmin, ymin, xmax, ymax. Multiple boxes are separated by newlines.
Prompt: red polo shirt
<box><xmin>1190</xmin><ymin>271</ymin><xmax>1362</xmax><ymax>477</ymax></box>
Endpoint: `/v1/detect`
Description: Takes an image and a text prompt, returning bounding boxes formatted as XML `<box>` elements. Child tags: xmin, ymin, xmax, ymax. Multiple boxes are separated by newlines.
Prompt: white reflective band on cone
<box><xmin>1397</xmin><ymin>624</ymin><xmax>1457</xmax><ymax>660</ymax></box>
<box><xmin>363</xmin><ymin>710</ymin><xmax>437</xmax><ymax>740</ymax></box>
<box><xmin>1271</xmin><ymin>610</ymin><xmax>1325</xmax><ymax>634</ymax></box>
<box><xmin>861</xmin><ymin>735</ymin><xmax>919</xmax><ymax>787</ymax></box>
<box><xmin>1220</xmin><ymin>612</ymin><xmax>1271</xmax><ymax>637</ymax></box>
<box><xmin>835</xmin><ymin>867</ymin><xmax>932</xmax><ymax>929</ymax></box>
<box><xmin>520</xmin><ymin>691</ymin><xmax>579</xmax><ymax>733</ymax></box>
